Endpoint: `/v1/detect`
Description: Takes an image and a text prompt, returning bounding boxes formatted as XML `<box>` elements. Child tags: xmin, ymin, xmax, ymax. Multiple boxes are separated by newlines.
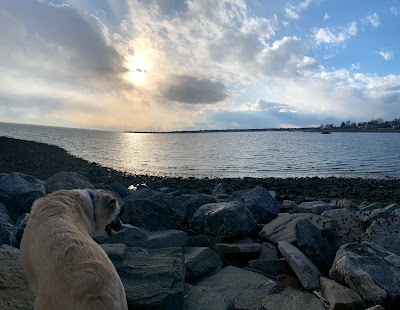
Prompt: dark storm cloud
<box><xmin>1</xmin><ymin>0</ymin><xmax>126</xmax><ymax>78</ymax></box>
<box><xmin>161</xmin><ymin>75</ymin><xmax>228</xmax><ymax>104</ymax></box>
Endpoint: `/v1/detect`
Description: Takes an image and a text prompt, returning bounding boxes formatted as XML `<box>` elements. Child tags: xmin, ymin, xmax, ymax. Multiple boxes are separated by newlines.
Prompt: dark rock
<box><xmin>278</xmin><ymin>241</ymin><xmax>321</xmax><ymax>290</ymax></box>
<box><xmin>212</xmin><ymin>183</ymin><xmax>227</xmax><ymax>196</ymax></box>
<box><xmin>365</xmin><ymin>306</ymin><xmax>385</xmax><ymax>310</ymax></box>
<box><xmin>181</xmin><ymin>194</ymin><xmax>217</xmax><ymax>221</ymax></box>
<box><xmin>259</xmin><ymin>213</ymin><xmax>332</xmax><ymax>245</ymax></box>
<box><xmin>290</xmin><ymin>201</ymin><xmax>337</xmax><ymax>215</ymax></box>
<box><xmin>100</xmin><ymin>243</ymin><xmax>127</xmax><ymax>262</ymax></box>
<box><xmin>384</xmin><ymin>203</ymin><xmax>400</xmax><ymax>212</ymax></box>
<box><xmin>45</xmin><ymin>171</ymin><xmax>94</xmax><ymax>193</ymax></box>
<box><xmin>329</xmin><ymin>242</ymin><xmax>400</xmax><ymax>309</ymax></box>
<box><xmin>122</xmin><ymin>188</ymin><xmax>159</xmax><ymax>203</ymax></box>
<box><xmin>94</xmin><ymin>180</ymin><xmax>131</xmax><ymax>198</ymax></box>
<box><xmin>110</xmin><ymin>246</ymin><xmax>185</xmax><ymax>310</ymax></box>
<box><xmin>0</xmin><ymin>222</ymin><xmax>17</xmax><ymax>247</ymax></box>
<box><xmin>15</xmin><ymin>213</ymin><xmax>30</xmax><ymax>248</ymax></box>
<box><xmin>362</xmin><ymin>216</ymin><xmax>400</xmax><ymax>256</ymax></box>
<box><xmin>96</xmin><ymin>224</ymin><xmax>188</xmax><ymax>249</ymax></box>
<box><xmin>184</xmin><ymin>247</ymin><xmax>222</xmax><ymax>282</ymax></box>
<box><xmin>359</xmin><ymin>202</ymin><xmax>384</xmax><ymax>212</ymax></box>
<box><xmin>190</xmin><ymin>201</ymin><xmax>256</xmax><ymax>239</ymax></box>
<box><xmin>0</xmin><ymin>202</ymin><xmax>12</xmax><ymax>224</ymax></box>
<box><xmin>228</xmin><ymin>189</ymin><xmax>250</xmax><ymax>202</ymax></box>
<box><xmin>241</xmin><ymin>186</ymin><xmax>279</xmax><ymax>224</ymax></box>
<box><xmin>121</xmin><ymin>193</ymin><xmax>186</xmax><ymax>231</ymax></box>
<box><xmin>279</xmin><ymin>200</ymin><xmax>297</xmax><ymax>212</ymax></box>
<box><xmin>259</xmin><ymin>242</ymin><xmax>279</xmax><ymax>260</ymax></box>
<box><xmin>320</xmin><ymin>276</ymin><xmax>366</xmax><ymax>310</ymax></box>
<box><xmin>213</xmin><ymin>240</ymin><xmax>262</xmax><ymax>267</ymax></box>
<box><xmin>159</xmin><ymin>187</ymin><xmax>175</xmax><ymax>194</ymax></box>
<box><xmin>0</xmin><ymin>172</ymin><xmax>45</xmax><ymax>215</ymax></box>
<box><xmin>295</xmin><ymin>219</ymin><xmax>337</xmax><ymax>274</ymax></box>
<box><xmin>0</xmin><ymin>245</ymin><xmax>35</xmax><ymax>310</ymax></box>
<box><xmin>194</xmin><ymin>266</ymin><xmax>277</xmax><ymax>309</ymax></box>
<box><xmin>248</xmin><ymin>258</ymin><xmax>293</xmax><ymax>277</ymax></box>
<box><xmin>260</xmin><ymin>287</ymin><xmax>325</xmax><ymax>310</ymax></box>
<box><xmin>187</xmin><ymin>234</ymin><xmax>222</xmax><ymax>248</ymax></box>
<box><xmin>183</xmin><ymin>284</ymin><xmax>234</xmax><ymax>310</ymax></box>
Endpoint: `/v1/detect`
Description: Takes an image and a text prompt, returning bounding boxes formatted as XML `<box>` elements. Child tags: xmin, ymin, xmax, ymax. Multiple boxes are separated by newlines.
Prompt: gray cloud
<box><xmin>0</xmin><ymin>0</ymin><xmax>127</xmax><ymax>87</ymax></box>
<box><xmin>161</xmin><ymin>75</ymin><xmax>228</xmax><ymax>104</ymax></box>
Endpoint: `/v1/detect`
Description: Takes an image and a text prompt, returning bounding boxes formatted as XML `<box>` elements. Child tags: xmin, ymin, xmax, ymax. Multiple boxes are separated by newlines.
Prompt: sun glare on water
<box><xmin>126</xmin><ymin>54</ymin><xmax>149</xmax><ymax>85</ymax></box>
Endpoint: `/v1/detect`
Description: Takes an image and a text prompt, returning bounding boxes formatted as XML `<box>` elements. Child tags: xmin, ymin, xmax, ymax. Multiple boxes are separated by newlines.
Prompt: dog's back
<box><xmin>21</xmin><ymin>190</ymin><xmax>128</xmax><ymax>310</ymax></box>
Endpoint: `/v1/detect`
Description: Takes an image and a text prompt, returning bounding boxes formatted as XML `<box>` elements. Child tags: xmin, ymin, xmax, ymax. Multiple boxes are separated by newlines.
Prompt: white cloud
<box><xmin>323</xmin><ymin>12</ymin><xmax>329</xmax><ymax>20</ymax></box>
<box><xmin>285</xmin><ymin>0</ymin><xmax>315</xmax><ymax>20</ymax></box>
<box><xmin>364</xmin><ymin>13</ymin><xmax>380</xmax><ymax>28</ymax></box>
<box><xmin>312</xmin><ymin>22</ymin><xmax>357</xmax><ymax>45</ymax></box>
<box><xmin>391</xmin><ymin>7</ymin><xmax>398</xmax><ymax>16</ymax></box>
<box><xmin>378</xmin><ymin>50</ymin><xmax>394</xmax><ymax>61</ymax></box>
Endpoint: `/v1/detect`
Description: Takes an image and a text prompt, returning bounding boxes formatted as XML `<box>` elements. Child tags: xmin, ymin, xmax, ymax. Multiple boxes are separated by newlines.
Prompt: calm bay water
<box><xmin>1</xmin><ymin>122</ymin><xmax>400</xmax><ymax>178</ymax></box>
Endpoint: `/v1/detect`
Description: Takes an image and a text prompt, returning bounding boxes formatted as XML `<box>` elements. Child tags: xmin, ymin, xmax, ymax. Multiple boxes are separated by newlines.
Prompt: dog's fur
<box><xmin>20</xmin><ymin>189</ymin><xmax>128</xmax><ymax>310</ymax></box>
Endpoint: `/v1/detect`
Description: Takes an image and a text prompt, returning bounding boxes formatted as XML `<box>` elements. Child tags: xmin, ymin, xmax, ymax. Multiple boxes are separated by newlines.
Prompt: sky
<box><xmin>1</xmin><ymin>0</ymin><xmax>400</xmax><ymax>131</ymax></box>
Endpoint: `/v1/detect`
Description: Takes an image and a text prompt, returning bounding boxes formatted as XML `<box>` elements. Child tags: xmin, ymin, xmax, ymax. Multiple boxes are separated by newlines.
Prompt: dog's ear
<box><xmin>104</xmin><ymin>196</ymin><xmax>117</xmax><ymax>211</ymax></box>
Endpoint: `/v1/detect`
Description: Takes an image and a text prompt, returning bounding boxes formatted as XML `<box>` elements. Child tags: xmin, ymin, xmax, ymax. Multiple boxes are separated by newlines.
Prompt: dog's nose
<box><xmin>109</xmin><ymin>216</ymin><xmax>123</xmax><ymax>232</ymax></box>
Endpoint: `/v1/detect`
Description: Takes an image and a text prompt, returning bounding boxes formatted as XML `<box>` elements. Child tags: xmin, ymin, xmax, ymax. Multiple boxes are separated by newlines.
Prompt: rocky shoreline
<box><xmin>1</xmin><ymin>136</ymin><xmax>399</xmax><ymax>203</ymax></box>
<box><xmin>1</xmin><ymin>136</ymin><xmax>400</xmax><ymax>309</ymax></box>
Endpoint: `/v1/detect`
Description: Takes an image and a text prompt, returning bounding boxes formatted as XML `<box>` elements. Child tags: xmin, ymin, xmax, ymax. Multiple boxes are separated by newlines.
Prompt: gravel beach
<box><xmin>1</xmin><ymin>136</ymin><xmax>399</xmax><ymax>203</ymax></box>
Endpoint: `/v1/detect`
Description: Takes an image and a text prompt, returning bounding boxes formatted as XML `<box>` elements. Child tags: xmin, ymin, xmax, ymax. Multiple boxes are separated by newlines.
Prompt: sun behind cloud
<box><xmin>126</xmin><ymin>54</ymin><xmax>149</xmax><ymax>85</ymax></box>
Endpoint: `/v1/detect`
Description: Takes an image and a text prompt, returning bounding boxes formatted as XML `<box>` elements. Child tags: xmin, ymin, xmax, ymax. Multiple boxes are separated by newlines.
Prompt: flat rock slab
<box><xmin>259</xmin><ymin>213</ymin><xmax>331</xmax><ymax>244</ymax></box>
<box><xmin>109</xmin><ymin>246</ymin><xmax>185</xmax><ymax>310</ymax></box>
<box><xmin>0</xmin><ymin>245</ymin><xmax>35</xmax><ymax>310</ymax></box>
<box><xmin>183</xmin><ymin>284</ymin><xmax>234</xmax><ymax>310</ymax></box>
<box><xmin>278</xmin><ymin>241</ymin><xmax>321</xmax><ymax>290</ymax></box>
<box><xmin>248</xmin><ymin>258</ymin><xmax>293</xmax><ymax>277</ymax></box>
<box><xmin>213</xmin><ymin>242</ymin><xmax>262</xmax><ymax>254</ymax></box>
<box><xmin>329</xmin><ymin>242</ymin><xmax>400</xmax><ymax>309</ymax></box>
<box><xmin>184</xmin><ymin>247</ymin><xmax>222</xmax><ymax>282</ymax></box>
<box><xmin>320</xmin><ymin>276</ymin><xmax>366</xmax><ymax>310</ymax></box>
<box><xmin>194</xmin><ymin>266</ymin><xmax>277</xmax><ymax>309</ymax></box>
<box><xmin>260</xmin><ymin>287</ymin><xmax>325</xmax><ymax>310</ymax></box>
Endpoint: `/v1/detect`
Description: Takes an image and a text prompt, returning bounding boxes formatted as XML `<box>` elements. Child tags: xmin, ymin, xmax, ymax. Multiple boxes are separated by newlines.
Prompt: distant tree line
<box><xmin>320</xmin><ymin>118</ymin><xmax>400</xmax><ymax>130</ymax></box>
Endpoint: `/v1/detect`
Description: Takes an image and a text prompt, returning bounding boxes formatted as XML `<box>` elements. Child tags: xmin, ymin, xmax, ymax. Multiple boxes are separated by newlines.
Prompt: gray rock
<box><xmin>320</xmin><ymin>276</ymin><xmax>366</xmax><ymax>310</ymax></box>
<box><xmin>291</xmin><ymin>201</ymin><xmax>337</xmax><ymax>215</ymax></box>
<box><xmin>187</xmin><ymin>234</ymin><xmax>222</xmax><ymax>248</ymax></box>
<box><xmin>229</xmin><ymin>189</ymin><xmax>250</xmax><ymax>202</ymax></box>
<box><xmin>241</xmin><ymin>186</ymin><xmax>279</xmax><ymax>224</ymax></box>
<box><xmin>121</xmin><ymin>193</ymin><xmax>186</xmax><ymax>231</ymax></box>
<box><xmin>0</xmin><ymin>172</ymin><xmax>45</xmax><ymax>215</ymax></box>
<box><xmin>260</xmin><ymin>287</ymin><xmax>325</xmax><ymax>310</ymax></box>
<box><xmin>278</xmin><ymin>241</ymin><xmax>321</xmax><ymax>290</ymax></box>
<box><xmin>280</xmin><ymin>200</ymin><xmax>297</xmax><ymax>212</ymax></box>
<box><xmin>365</xmin><ymin>306</ymin><xmax>385</xmax><ymax>310</ymax></box>
<box><xmin>384</xmin><ymin>203</ymin><xmax>400</xmax><ymax>212</ymax></box>
<box><xmin>359</xmin><ymin>202</ymin><xmax>384</xmax><ymax>212</ymax></box>
<box><xmin>190</xmin><ymin>201</ymin><xmax>256</xmax><ymax>239</ymax></box>
<box><xmin>111</xmin><ymin>246</ymin><xmax>185</xmax><ymax>310</ymax></box>
<box><xmin>295</xmin><ymin>218</ymin><xmax>337</xmax><ymax>274</ymax></box>
<box><xmin>0</xmin><ymin>202</ymin><xmax>12</xmax><ymax>224</ymax></box>
<box><xmin>122</xmin><ymin>188</ymin><xmax>159</xmax><ymax>203</ymax></box>
<box><xmin>194</xmin><ymin>266</ymin><xmax>277</xmax><ymax>309</ymax></box>
<box><xmin>45</xmin><ymin>171</ymin><xmax>94</xmax><ymax>193</ymax></box>
<box><xmin>212</xmin><ymin>183</ymin><xmax>227</xmax><ymax>196</ymax></box>
<box><xmin>100</xmin><ymin>243</ymin><xmax>127</xmax><ymax>262</ymax></box>
<box><xmin>0</xmin><ymin>245</ymin><xmax>35</xmax><ymax>310</ymax></box>
<box><xmin>0</xmin><ymin>222</ymin><xmax>17</xmax><ymax>247</ymax></box>
<box><xmin>15</xmin><ymin>213</ymin><xmax>30</xmax><ymax>248</ymax></box>
<box><xmin>94</xmin><ymin>181</ymin><xmax>131</xmax><ymax>198</ymax></box>
<box><xmin>248</xmin><ymin>258</ymin><xmax>293</xmax><ymax>277</ymax></box>
<box><xmin>184</xmin><ymin>247</ymin><xmax>222</xmax><ymax>282</ymax></box>
<box><xmin>183</xmin><ymin>284</ymin><xmax>234</xmax><ymax>310</ymax></box>
<box><xmin>259</xmin><ymin>213</ymin><xmax>332</xmax><ymax>244</ymax></box>
<box><xmin>259</xmin><ymin>242</ymin><xmax>279</xmax><ymax>260</ymax></box>
<box><xmin>181</xmin><ymin>194</ymin><xmax>217</xmax><ymax>221</ymax></box>
<box><xmin>96</xmin><ymin>224</ymin><xmax>188</xmax><ymax>249</ymax></box>
<box><xmin>213</xmin><ymin>242</ymin><xmax>262</xmax><ymax>254</ymax></box>
<box><xmin>329</xmin><ymin>242</ymin><xmax>400</xmax><ymax>309</ymax></box>
<box><xmin>362</xmin><ymin>216</ymin><xmax>400</xmax><ymax>256</ymax></box>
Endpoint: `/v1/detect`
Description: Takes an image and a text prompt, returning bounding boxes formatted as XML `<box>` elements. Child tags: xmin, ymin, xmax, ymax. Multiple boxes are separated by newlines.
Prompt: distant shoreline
<box><xmin>125</xmin><ymin>128</ymin><xmax>400</xmax><ymax>134</ymax></box>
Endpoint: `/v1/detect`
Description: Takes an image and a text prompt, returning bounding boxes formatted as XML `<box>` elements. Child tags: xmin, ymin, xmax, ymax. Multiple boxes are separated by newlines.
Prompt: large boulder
<box><xmin>0</xmin><ymin>172</ymin><xmax>45</xmax><ymax>215</ymax></box>
<box><xmin>122</xmin><ymin>188</ymin><xmax>159</xmax><ymax>203</ymax></box>
<box><xmin>94</xmin><ymin>180</ymin><xmax>131</xmax><ymax>198</ymax></box>
<box><xmin>45</xmin><ymin>171</ymin><xmax>94</xmax><ymax>193</ymax></box>
<box><xmin>184</xmin><ymin>247</ymin><xmax>222</xmax><ymax>282</ymax></box>
<box><xmin>194</xmin><ymin>266</ymin><xmax>277</xmax><ymax>309</ymax></box>
<box><xmin>259</xmin><ymin>213</ymin><xmax>333</xmax><ymax>245</ymax></box>
<box><xmin>190</xmin><ymin>201</ymin><xmax>256</xmax><ymax>239</ymax></box>
<box><xmin>278</xmin><ymin>241</ymin><xmax>321</xmax><ymax>290</ymax></box>
<box><xmin>0</xmin><ymin>245</ymin><xmax>35</xmax><ymax>310</ymax></box>
<box><xmin>96</xmin><ymin>224</ymin><xmax>188</xmax><ymax>249</ymax></box>
<box><xmin>181</xmin><ymin>194</ymin><xmax>217</xmax><ymax>221</ymax></box>
<box><xmin>241</xmin><ymin>186</ymin><xmax>279</xmax><ymax>224</ymax></box>
<box><xmin>104</xmin><ymin>245</ymin><xmax>185</xmax><ymax>310</ymax></box>
<box><xmin>121</xmin><ymin>193</ymin><xmax>186</xmax><ymax>231</ymax></box>
<box><xmin>362</xmin><ymin>215</ymin><xmax>400</xmax><ymax>256</ymax></box>
<box><xmin>295</xmin><ymin>219</ymin><xmax>337</xmax><ymax>274</ymax></box>
<box><xmin>329</xmin><ymin>242</ymin><xmax>400</xmax><ymax>309</ymax></box>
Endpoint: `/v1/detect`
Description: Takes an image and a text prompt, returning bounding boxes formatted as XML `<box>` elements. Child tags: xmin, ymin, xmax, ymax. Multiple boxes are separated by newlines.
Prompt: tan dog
<box><xmin>20</xmin><ymin>189</ymin><xmax>128</xmax><ymax>310</ymax></box>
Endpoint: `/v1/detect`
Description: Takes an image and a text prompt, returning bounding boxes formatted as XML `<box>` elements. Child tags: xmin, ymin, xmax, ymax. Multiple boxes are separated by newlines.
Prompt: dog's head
<box><xmin>81</xmin><ymin>189</ymin><xmax>124</xmax><ymax>237</ymax></box>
